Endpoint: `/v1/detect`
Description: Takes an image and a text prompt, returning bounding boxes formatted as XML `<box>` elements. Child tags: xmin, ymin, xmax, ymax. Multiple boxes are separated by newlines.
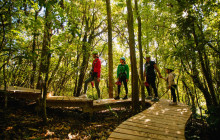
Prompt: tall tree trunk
<box><xmin>3</xmin><ymin>63</ymin><xmax>7</xmax><ymax>108</ymax></box>
<box><xmin>134</xmin><ymin>0</ymin><xmax>145</xmax><ymax>109</ymax></box>
<box><xmin>192</xmin><ymin>24</ymin><xmax>217</xmax><ymax>105</ymax></box>
<box><xmin>106</xmin><ymin>0</ymin><xmax>113</xmax><ymax>98</ymax></box>
<box><xmin>126</xmin><ymin>0</ymin><xmax>139</xmax><ymax>114</ymax></box>
<box><xmin>76</xmin><ymin>33</ymin><xmax>89</xmax><ymax>97</ymax></box>
<box><xmin>73</xmin><ymin>51</ymin><xmax>80</xmax><ymax>96</ymax></box>
<box><xmin>48</xmin><ymin>54</ymin><xmax>63</xmax><ymax>86</ymax></box>
<box><xmin>30</xmin><ymin>8</ymin><xmax>41</xmax><ymax>88</ymax></box>
<box><xmin>39</xmin><ymin>4</ymin><xmax>52</xmax><ymax>123</ymax></box>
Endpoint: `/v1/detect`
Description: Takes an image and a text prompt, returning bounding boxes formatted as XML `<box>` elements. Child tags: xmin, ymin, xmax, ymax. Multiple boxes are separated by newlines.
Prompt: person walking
<box><xmin>114</xmin><ymin>57</ymin><xmax>129</xmax><ymax>100</ymax></box>
<box><xmin>80</xmin><ymin>50</ymin><xmax>101</xmax><ymax>99</ymax></box>
<box><xmin>162</xmin><ymin>66</ymin><xmax>177</xmax><ymax>105</ymax></box>
<box><xmin>144</xmin><ymin>54</ymin><xmax>162</xmax><ymax>101</ymax></box>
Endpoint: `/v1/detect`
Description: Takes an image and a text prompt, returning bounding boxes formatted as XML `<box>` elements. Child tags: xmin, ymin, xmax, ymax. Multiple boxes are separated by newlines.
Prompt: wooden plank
<box><xmin>128</xmin><ymin>116</ymin><xmax>187</xmax><ymax>125</ymax></box>
<box><xmin>130</xmin><ymin>113</ymin><xmax>190</xmax><ymax>123</ymax></box>
<box><xmin>109</xmin><ymin>131</ymin><xmax>153</xmax><ymax>140</ymax></box>
<box><xmin>122</xmin><ymin>121</ymin><xmax>185</xmax><ymax>134</ymax></box>
<box><xmin>113</xmin><ymin>127</ymin><xmax>183</xmax><ymax>140</ymax></box>
<box><xmin>125</xmin><ymin>119</ymin><xmax>185</xmax><ymax>131</ymax></box>
<box><xmin>118</xmin><ymin>123</ymin><xmax>185</xmax><ymax>139</ymax></box>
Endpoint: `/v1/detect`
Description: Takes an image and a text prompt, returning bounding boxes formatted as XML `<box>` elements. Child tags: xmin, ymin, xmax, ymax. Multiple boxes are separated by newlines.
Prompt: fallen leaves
<box><xmin>45</xmin><ymin>130</ymin><xmax>55</xmax><ymax>137</ymax></box>
<box><xmin>28</xmin><ymin>128</ymin><xmax>39</xmax><ymax>132</ymax></box>
<box><xmin>68</xmin><ymin>133</ymin><xmax>80</xmax><ymax>139</ymax></box>
<box><xmin>68</xmin><ymin>133</ymin><xmax>91</xmax><ymax>140</ymax></box>
<box><xmin>6</xmin><ymin>127</ymin><xmax>13</xmax><ymax>131</ymax></box>
<box><xmin>1</xmin><ymin>100</ymin><xmax>134</xmax><ymax>140</ymax></box>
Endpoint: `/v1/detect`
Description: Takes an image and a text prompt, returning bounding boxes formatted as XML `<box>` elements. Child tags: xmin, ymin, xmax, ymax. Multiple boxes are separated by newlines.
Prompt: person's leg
<box><xmin>171</xmin><ymin>86</ymin><xmax>177</xmax><ymax>102</ymax></box>
<box><xmin>151</xmin><ymin>77</ymin><xmax>158</xmax><ymax>98</ymax></box>
<box><xmin>146</xmin><ymin>78</ymin><xmax>151</xmax><ymax>96</ymax></box>
<box><xmin>94</xmin><ymin>77</ymin><xmax>100</xmax><ymax>98</ymax></box>
<box><xmin>115</xmin><ymin>79</ymin><xmax>121</xmax><ymax>100</ymax></box>
<box><xmin>123</xmin><ymin>78</ymin><xmax>128</xmax><ymax>95</ymax></box>
<box><xmin>84</xmin><ymin>76</ymin><xmax>94</xmax><ymax>94</ymax></box>
<box><xmin>118</xmin><ymin>85</ymin><xmax>121</xmax><ymax>96</ymax></box>
<box><xmin>122</xmin><ymin>77</ymin><xmax>128</xmax><ymax>99</ymax></box>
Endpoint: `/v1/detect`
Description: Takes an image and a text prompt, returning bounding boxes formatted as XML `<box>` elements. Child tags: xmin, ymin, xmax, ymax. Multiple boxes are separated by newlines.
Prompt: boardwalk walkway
<box><xmin>0</xmin><ymin>86</ymin><xmax>150</xmax><ymax>114</ymax></box>
<box><xmin>108</xmin><ymin>99</ymin><xmax>191</xmax><ymax>140</ymax></box>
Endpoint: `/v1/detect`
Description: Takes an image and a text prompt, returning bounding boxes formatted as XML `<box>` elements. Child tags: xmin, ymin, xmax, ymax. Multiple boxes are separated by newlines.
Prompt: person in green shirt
<box><xmin>115</xmin><ymin>57</ymin><xmax>129</xmax><ymax>100</ymax></box>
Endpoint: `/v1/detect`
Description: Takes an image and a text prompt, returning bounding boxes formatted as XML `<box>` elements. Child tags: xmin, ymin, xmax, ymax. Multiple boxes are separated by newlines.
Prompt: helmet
<box><xmin>92</xmin><ymin>50</ymin><xmax>98</xmax><ymax>55</ymax></box>
<box><xmin>120</xmin><ymin>57</ymin><xmax>126</xmax><ymax>61</ymax></box>
<box><xmin>146</xmin><ymin>54</ymin><xmax>151</xmax><ymax>58</ymax></box>
<box><xmin>166</xmin><ymin>66</ymin><xmax>174</xmax><ymax>70</ymax></box>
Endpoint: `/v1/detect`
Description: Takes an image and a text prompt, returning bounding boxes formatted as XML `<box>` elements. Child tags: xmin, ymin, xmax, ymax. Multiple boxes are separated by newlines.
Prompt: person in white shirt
<box><xmin>162</xmin><ymin>66</ymin><xmax>177</xmax><ymax>105</ymax></box>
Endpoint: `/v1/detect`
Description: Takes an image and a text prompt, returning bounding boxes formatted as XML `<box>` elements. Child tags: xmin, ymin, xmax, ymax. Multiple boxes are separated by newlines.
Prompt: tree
<box><xmin>126</xmin><ymin>0</ymin><xmax>140</xmax><ymax>114</ymax></box>
<box><xmin>134</xmin><ymin>0</ymin><xmax>145</xmax><ymax>109</ymax></box>
<box><xmin>40</xmin><ymin>1</ymin><xmax>53</xmax><ymax>123</ymax></box>
<box><xmin>106</xmin><ymin>0</ymin><xmax>114</xmax><ymax>98</ymax></box>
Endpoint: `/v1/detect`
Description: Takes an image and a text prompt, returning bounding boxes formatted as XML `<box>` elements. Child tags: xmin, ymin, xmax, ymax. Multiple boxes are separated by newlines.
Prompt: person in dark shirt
<box><xmin>144</xmin><ymin>54</ymin><xmax>162</xmax><ymax>101</ymax></box>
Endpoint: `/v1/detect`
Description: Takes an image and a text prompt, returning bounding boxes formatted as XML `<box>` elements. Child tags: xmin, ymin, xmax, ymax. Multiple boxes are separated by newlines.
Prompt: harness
<box><xmin>119</xmin><ymin>64</ymin><xmax>127</xmax><ymax>78</ymax></box>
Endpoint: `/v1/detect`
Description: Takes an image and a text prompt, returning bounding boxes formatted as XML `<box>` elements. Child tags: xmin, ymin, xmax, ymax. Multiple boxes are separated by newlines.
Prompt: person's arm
<box><xmin>96</xmin><ymin>59</ymin><xmax>101</xmax><ymax>82</ymax></box>
<box><xmin>117</xmin><ymin>65</ymin><xmax>119</xmax><ymax>80</ymax></box>
<box><xmin>162</xmin><ymin>77</ymin><xmax>168</xmax><ymax>81</ymax></box>
<box><xmin>154</xmin><ymin>64</ymin><xmax>162</xmax><ymax>78</ymax></box>
<box><xmin>126</xmin><ymin>65</ymin><xmax>129</xmax><ymax>82</ymax></box>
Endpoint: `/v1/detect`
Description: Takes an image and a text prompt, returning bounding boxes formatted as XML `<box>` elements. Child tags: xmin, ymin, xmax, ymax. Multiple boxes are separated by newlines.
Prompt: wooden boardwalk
<box><xmin>0</xmin><ymin>86</ymin><xmax>41</xmax><ymax>100</ymax></box>
<box><xmin>0</xmin><ymin>86</ymin><xmax>150</xmax><ymax>114</ymax></box>
<box><xmin>108</xmin><ymin>99</ymin><xmax>191</xmax><ymax>140</ymax></box>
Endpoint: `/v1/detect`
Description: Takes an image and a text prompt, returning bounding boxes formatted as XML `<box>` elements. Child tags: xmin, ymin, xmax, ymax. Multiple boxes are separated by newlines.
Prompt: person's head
<box><xmin>145</xmin><ymin>54</ymin><xmax>151</xmax><ymax>62</ymax></box>
<box><xmin>92</xmin><ymin>50</ymin><xmax>98</xmax><ymax>58</ymax></box>
<box><xmin>120</xmin><ymin>57</ymin><xmax>126</xmax><ymax>64</ymax></box>
<box><xmin>165</xmin><ymin>66</ymin><xmax>174</xmax><ymax>73</ymax></box>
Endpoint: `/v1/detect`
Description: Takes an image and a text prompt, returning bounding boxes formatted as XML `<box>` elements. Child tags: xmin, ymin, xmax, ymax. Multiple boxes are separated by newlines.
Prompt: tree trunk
<box><xmin>48</xmin><ymin>54</ymin><xmax>63</xmax><ymax>86</ymax></box>
<box><xmin>3</xmin><ymin>63</ymin><xmax>7</xmax><ymax>108</ymax></box>
<box><xmin>40</xmin><ymin>4</ymin><xmax>52</xmax><ymax>123</ymax></box>
<box><xmin>76</xmin><ymin>33</ymin><xmax>90</xmax><ymax>97</ymax></box>
<box><xmin>134</xmin><ymin>0</ymin><xmax>145</xmax><ymax>109</ymax></box>
<box><xmin>126</xmin><ymin>0</ymin><xmax>139</xmax><ymax>114</ymax></box>
<box><xmin>192</xmin><ymin>23</ymin><xmax>217</xmax><ymax>106</ymax></box>
<box><xmin>106</xmin><ymin>0</ymin><xmax>113</xmax><ymax>98</ymax></box>
<box><xmin>30</xmin><ymin>8</ymin><xmax>41</xmax><ymax>88</ymax></box>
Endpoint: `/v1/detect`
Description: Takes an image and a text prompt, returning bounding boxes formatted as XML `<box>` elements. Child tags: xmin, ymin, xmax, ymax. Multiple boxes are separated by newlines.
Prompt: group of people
<box><xmin>79</xmin><ymin>50</ymin><xmax>177</xmax><ymax>105</ymax></box>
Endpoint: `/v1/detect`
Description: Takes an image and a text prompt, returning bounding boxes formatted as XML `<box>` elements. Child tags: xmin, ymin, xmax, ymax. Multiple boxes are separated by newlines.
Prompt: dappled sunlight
<box><xmin>110</xmin><ymin>99</ymin><xmax>191</xmax><ymax>139</ymax></box>
<box><xmin>144</xmin><ymin>119</ymin><xmax>151</xmax><ymax>123</ymax></box>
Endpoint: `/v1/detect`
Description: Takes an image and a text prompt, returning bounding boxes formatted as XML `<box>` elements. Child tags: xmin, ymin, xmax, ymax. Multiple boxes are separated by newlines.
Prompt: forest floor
<box><xmin>1</xmin><ymin>98</ymin><xmax>219</xmax><ymax>140</ymax></box>
<box><xmin>0</xmin><ymin>98</ymin><xmax>149</xmax><ymax>140</ymax></box>
<box><xmin>185</xmin><ymin>112</ymin><xmax>220</xmax><ymax>140</ymax></box>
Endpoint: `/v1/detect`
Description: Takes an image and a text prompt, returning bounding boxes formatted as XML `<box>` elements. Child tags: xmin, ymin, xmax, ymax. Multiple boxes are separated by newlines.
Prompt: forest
<box><xmin>0</xmin><ymin>0</ymin><xmax>219</xmax><ymax>139</ymax></box>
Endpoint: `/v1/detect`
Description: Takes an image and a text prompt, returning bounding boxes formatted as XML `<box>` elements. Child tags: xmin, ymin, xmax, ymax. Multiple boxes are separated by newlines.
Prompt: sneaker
<box><xmin>79</xmin><ymin>94</ymin><xmax>87</xmax><ymax>98</ymax></box>
<box><xmin>146</xmin><ymin>96</ymin><xmax>152</xmax><ymax>100</ymax></box>
<box><xmin>169</xmin><ymin>102</ymin><xmax>177</xmax><ymax>106</ymax></box>
<box><xmin>122</xmin><ymin>95</ymin><xmax>128</xmax><ymax>100</ymax></box>
<box><xmin>151</xmin><ymin>97</ymin><xmax>159</xmax><ymax>102</ymax></box>
<box><xmin>114</xmin><ymin>96</ymin><xmax>120</xmax><ymax>100</ymax></box>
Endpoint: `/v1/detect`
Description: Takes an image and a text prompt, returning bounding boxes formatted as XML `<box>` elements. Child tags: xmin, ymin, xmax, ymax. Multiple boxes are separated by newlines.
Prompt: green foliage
<box><xmin>0</xmin><ymin>0</ymin><xmax>219</xmax><ymax>118</ymax></box>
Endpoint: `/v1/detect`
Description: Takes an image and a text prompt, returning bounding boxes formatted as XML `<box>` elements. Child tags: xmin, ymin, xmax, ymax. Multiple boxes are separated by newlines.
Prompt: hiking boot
<box><xmin>151</xmin><ymin>97</ymin><xmax>159</xmax><ymax>102</ymax></box>
<box><xmin>122</xmin><ymin>95</ymin><xmax>128</xmax><ymax>100</ymax></box>
<box><xmin>169</xmin><ymin>102</ymin><xmax>177</xmax><ymax>106</ymax></box>
<box><xmin>146</xmin><ymin>96</ymin><xmax>152</xmax><ymax>100</ymax></box>
<box><xmin>114</xmin><ymin>96</ymin><xmax>120</xmax><ymax>100</ymax></box>
<box><xmin>79</xmin><ymin>94</ymin><xmax>87</xmax><ymax>98</ymax></box>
